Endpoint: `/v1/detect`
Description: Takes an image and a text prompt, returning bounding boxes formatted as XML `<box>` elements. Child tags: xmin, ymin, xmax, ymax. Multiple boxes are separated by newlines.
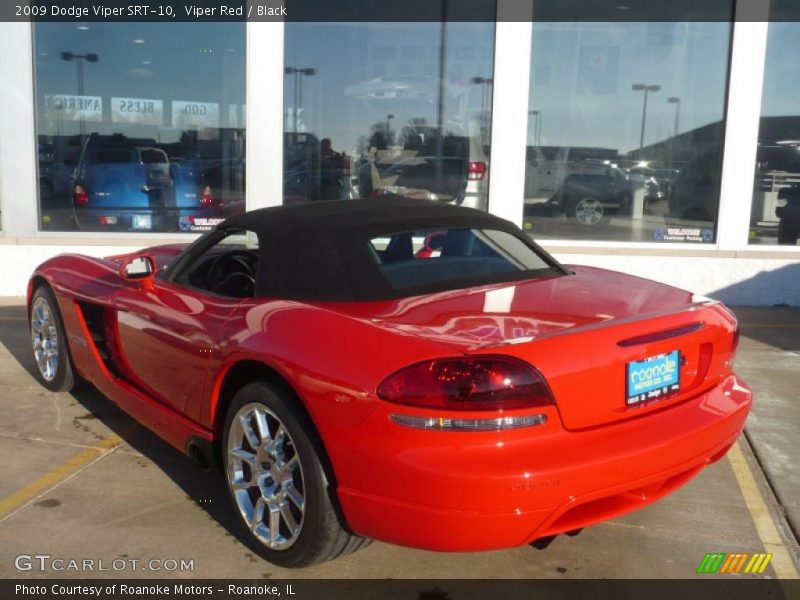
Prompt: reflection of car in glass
<box><xmin>366</xmin><ymin>156</ymin><xmax>472</xmax><ymax>202</ymax></box>
<box><xmin>549</xmin><ymin>166</ymin><xmax>633</xmax><ymax>226</ymax></box>
<box><xmin>38</xmin><ymin>145</ymin><xmax>71</xmax><ymax>211</ymax></box>
<box><xmin>626</xmin><ymin>170</ymin><xmax>664</xmax><ymax>203</ymax></box>
<box><xmin>283</xmin><ymin>133</ymin><xmax>354</xmax><ymax>203</ymax></box>
<box><xmin>358</xmin><ymin>134</ymin><xmax>488</xmax><ymax>210</ymax></box>
<box><xmin>71</xmin><ymin>134</ymin><xmax>219</xmax><ymax>232</ymax></box>
<box><xmin>776</xmin><ymin>186</ymin><xmax>800</xmax><ymax>245</ymax></box>
<box><xmin>666</xmin><ymin>152</ymin><xmax>721</xmax><ymax>223</ymax></box>
<box><xmin>29</xmin><ymin>199</ymin><xmax>750</xmax><ymax>567</ymax></box>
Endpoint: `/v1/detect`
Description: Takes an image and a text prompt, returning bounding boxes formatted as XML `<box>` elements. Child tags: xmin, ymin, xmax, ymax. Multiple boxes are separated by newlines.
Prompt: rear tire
<box><xmin>222</xmin><ymin>381</ymin><xmax>370</xmax><ymax>567</ymax></box>
<box><xmin>29</xmin><ymin>284</ymin><xmax>78</xmax><ymax>393</ymax></box>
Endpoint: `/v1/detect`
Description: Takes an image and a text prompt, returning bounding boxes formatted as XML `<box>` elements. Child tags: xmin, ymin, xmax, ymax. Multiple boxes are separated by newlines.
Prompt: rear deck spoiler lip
<box><xmin>464</xmin><ymin>299</ymin><xmax>722</xmax><ymax>352</ymax></box>
<box><xmin>617</xmin><ymin>322</ymin><xmax>705</xmax><ymax>347</ymax></box>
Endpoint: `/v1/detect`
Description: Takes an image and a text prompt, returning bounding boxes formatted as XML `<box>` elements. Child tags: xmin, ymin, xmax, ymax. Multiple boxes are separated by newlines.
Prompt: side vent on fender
<box><xmin>76</xmin><ymin>301</ymin><xmax>123</xmax><ymax>378</ymax></box>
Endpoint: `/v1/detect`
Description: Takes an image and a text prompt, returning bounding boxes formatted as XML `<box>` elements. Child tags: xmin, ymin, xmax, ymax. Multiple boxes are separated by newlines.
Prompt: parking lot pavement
<box><xmin>732</xmin><ymin>308</ymin><xmax>800</xmax><ymax>542</ymax></box>
<box><xmin>0</xmin><ymin>300</ymin><xmax>798</xmax><ymax>579</ymax></box>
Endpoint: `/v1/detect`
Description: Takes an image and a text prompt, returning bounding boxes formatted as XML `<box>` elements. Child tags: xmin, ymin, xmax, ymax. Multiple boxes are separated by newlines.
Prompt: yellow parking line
<box><xmin>0</xmin><ymin>317</ymin><xmax>26</xmax><ymax>321</ymax></box>
<box><xmin>727</xmin><ymin>441</ymin><xmax>799</xmax><ymax>579</ymax></box>
<box><xmin>0</xmin><ymin>434</ymin><xmax>122</xmax><ymax>520</ymax></box>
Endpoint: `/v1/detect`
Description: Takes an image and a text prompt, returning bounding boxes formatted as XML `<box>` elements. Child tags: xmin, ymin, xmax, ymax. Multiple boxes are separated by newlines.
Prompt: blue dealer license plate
<box><xmin>626</xmin><ymin>350</ymin><xmax>680</xmax><ymax>406</ymax></box>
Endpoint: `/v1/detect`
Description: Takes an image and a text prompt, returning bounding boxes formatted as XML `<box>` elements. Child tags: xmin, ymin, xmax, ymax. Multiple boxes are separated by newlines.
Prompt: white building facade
<box><xmin>0</xmin><ymin>0</ymin><xmax>798</xmax><ymax>305</ymax></box>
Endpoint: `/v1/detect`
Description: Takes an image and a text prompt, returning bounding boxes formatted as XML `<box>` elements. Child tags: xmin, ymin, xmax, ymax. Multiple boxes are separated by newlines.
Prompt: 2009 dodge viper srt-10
<box><xmin>27</xmin><ymin>199</ymin><xmax>751</xmax><ymax>567</ymax></box>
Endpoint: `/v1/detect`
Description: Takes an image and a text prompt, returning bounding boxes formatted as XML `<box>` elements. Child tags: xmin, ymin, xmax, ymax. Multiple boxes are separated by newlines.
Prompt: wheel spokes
<box><xmin>31</xmin><ymin>297</ymin><xmax>59</xmax><ymax>382</ymax></box>
<box><xmin>239</xmin><ymin>414</ymin><xmax>262</xmax><ymax>450</ymax></box>
<box><xmin>227</xmin><ymin>403</ymin><xmax>306</xmax><ymax>551</ymax></box>
<box><xmin>280</xmin><ymin>501</ymin><xmax>301</xmax><ymax>537</ymax></box>
<box><xmin>284</xmin><ymin>481</ymin><xmax>305</xmax><ymax>512</ymax></box>
<box><xmin>268</xmin><ymin>504</ymin><xmax>281</xmax><ymax>546</ymax></box>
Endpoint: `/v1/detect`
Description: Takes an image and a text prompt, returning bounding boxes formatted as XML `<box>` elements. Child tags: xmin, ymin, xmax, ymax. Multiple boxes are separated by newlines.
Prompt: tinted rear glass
<box><xmin>368</xmin><ymin>228</ymin><xmax>552</xmax><ymax>293</ymax></box>
<box><xmin>140</xmin><ymin>149</ymin><xmax>168</xmax><ymax>164</ymax></box>
<box><xmin>93</xmin><ymin>149</ymin><xmax>132</xmax><ymax>163</ymax></box>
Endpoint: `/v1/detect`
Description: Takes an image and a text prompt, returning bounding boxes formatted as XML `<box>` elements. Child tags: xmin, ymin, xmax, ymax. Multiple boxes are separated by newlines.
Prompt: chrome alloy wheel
<box><xmin>227</xmin><ymin>403</ymin><xmax>306</xmax><ymax>550</ymax></box>
<box><xmin>574</xmin><ymin>197</ymin><xmax>605</xmax><ymax>225</ymax></box>
<box><xmin>31</xmin><ymin>296</ymin><xmax>59</xmax><ymax>382</ymax></box>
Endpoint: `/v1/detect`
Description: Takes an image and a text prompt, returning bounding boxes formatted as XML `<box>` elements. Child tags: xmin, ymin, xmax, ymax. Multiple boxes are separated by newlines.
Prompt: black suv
<box><xmin>549</xmin><ymin>166</ymin><xmax>633</xmax><ymax>226</ymax></box>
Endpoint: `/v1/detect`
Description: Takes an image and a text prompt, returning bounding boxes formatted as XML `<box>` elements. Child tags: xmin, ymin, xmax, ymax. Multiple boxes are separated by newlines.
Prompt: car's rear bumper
<box><xmin>333</xmin><ymin>372</ymin><xmax>751</xmax><ymax>551</ymax></box>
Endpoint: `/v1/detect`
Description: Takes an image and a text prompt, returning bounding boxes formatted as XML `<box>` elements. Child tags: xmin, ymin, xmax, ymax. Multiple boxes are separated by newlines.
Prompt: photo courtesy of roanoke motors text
<box><xmin>0</xmin><ymin>0</ymin><xmax>799</xmax><ymax>599</ymax></box>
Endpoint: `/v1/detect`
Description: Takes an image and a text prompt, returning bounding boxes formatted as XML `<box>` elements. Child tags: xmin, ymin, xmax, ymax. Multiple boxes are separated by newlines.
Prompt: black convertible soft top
<box><xmin>196</xmin><ymin>199</ymin><xmax>565</xmax><ymax>302</ymax></box>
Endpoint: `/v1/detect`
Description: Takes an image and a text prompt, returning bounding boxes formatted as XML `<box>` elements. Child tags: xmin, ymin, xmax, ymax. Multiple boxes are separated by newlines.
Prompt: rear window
<box><xmin>368</xmin><ymin>228</ymin><xmax>553</xmax><ymax>293</ymax></box>
<box><xmin>140</xmin><ymin>149</ymin><xmax>168</xmax><ymax>164</ymax></box>
<box><xmin>93</xmin><ymin>149</ymin><xmax>132</xmax><ymax>163</ymax></box>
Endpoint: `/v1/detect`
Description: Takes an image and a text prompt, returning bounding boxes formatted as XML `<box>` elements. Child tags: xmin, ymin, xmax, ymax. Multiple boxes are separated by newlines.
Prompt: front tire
<box><xmin>29</xmin><ymin>284</ymin><xmax>78</xmax><ymax>392</ymax></box>
<box><xmin>568</xmin><ymin>196</ymin><xmax>609</xmax><ymax>226</ymax></box>
<box><xmin>222</xmin><ymin>381</ymin><xmax>369</xmax><ymax>567</ymax></box>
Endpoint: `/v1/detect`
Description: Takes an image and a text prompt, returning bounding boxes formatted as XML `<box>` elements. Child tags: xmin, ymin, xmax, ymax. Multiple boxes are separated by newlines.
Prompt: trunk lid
<box><xmin>325</xmin><ymin>265</ymin><xmax>737</xmax><ymax>429</ymax></box>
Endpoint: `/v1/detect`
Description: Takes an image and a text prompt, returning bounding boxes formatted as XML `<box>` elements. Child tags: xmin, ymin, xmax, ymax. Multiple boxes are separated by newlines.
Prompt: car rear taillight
<box><xmin>377</xmin><ymin>356</ymin><xmax>553</xmax><ymax>411</ymax></box>
<box><xmin>201</xmin><ymin>186</ymin><xmax>213</xmax><ymax>205</ymax></box>
<box><xmin>73</xmin><ymin>185</ymin><xmax>89</xmax><ymax>205</ymax></box>
<box><xmin>467</xmin><ymin>161</ymin><xmax>487</xmax><ymax>181</ymax></box>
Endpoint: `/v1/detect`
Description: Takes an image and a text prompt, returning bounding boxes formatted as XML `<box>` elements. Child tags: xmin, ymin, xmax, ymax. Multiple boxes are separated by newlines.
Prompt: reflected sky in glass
<box><xmin>34</xmin><ymin>22</ymin><xmax>245</xmax><ymax>143</ymax></box>
<box><xmin>528</xmin><ymin>22</ymin><xmax>731</xmax><ymax>154</ymax></box>
<box><xmin>284</xmin><ymin>22</ymin><xmax>496</xmax><ymax>154</ymax></box>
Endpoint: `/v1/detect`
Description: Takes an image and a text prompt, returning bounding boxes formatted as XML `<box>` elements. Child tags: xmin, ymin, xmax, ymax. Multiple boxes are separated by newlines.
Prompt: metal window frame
<box><xmin>486</xmin><ymin>0</ymin><xmax>797</xmax><ymax>254</ymax></box>
<box><xmin>0</xmin><ymin>20</ymin><xmax>283</xmax><ymax>241</ymax></box>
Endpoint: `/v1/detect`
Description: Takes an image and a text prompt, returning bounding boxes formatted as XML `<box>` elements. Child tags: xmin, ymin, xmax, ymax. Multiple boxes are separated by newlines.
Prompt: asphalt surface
<box><xmin>0</xmin><ymin>299</ymin><xmax>798</xmax><ymax>579</ymax></box>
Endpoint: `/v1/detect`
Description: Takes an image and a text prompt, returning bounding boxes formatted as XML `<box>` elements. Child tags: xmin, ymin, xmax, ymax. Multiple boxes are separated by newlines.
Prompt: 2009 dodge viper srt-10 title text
<box><xmin>14</xmin><ymin>4</ymin><xmax>287</xmax><ymax>18</ymax></box>
<box><xmin>27</xmin><ymin>199</ymin><xmax>752</xmax><ymax>567</ymax></box>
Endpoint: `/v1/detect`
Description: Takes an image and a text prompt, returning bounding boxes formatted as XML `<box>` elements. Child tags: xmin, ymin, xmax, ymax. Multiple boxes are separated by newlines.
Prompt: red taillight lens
<box><xmin>731</xmin><ymin>324</ymin><xmax>740</xmax><ymax>363</ymax></box>
<box><xmin>201</xmin><ymin>186</ymin><xmax>213</xmax><ymax>205</ymax></box>
<box><xmin>377</xmin><ymin>356</ymin><xmax>552</xmax><ymax>411</ymax></box>
<box><xmin>467</xmin><ymin>161</ymin><xmax>487</xmax><ymax>181</ymax></box>
<box><xmin>73</xmin><ymin>185</ymin><xmax>89</xmax><ymax>205</ymax></box>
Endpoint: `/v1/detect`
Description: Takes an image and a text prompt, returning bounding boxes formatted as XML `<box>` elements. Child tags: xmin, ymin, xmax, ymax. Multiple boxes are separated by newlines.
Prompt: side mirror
<box><xmin>119</xmin><ymin>255</ymin><xmax>156</xmax><ymax>288</ymax></box>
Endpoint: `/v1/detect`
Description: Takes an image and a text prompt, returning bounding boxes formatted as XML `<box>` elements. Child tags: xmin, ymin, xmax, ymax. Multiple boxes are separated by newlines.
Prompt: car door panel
<box><xmin>114</xmin><ymin>280</ymin><xmax>241</xmax><ymax>418</ymax></box>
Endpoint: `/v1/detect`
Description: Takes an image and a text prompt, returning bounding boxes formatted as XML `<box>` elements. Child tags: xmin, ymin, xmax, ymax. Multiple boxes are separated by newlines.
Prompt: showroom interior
<box><xmin>0</xmin><ymin>0</ymin><xmax>798</xmax><ymax>306</ymax></box>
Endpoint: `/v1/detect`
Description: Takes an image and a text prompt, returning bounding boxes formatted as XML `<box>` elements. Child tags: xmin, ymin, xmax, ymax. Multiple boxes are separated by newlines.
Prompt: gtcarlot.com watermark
<box><xmin>14</xmin><ymin>554</ymin><xmax>194</xmax><ymax>573</ymax></box>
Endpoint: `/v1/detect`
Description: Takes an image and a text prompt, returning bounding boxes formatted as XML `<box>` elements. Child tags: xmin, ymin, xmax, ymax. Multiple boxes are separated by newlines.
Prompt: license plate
<box><xmin>626</xmin><ymin>350</ymin><xmax>680</xmax><ymax>406</ymax></box>
<box><xmin>132</xmin><ymin>214</ymin><xmax>152</xmax><ymax>230</ymax></box>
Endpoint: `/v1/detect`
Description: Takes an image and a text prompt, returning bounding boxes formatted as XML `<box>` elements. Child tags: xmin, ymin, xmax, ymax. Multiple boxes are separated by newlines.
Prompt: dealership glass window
<box><xmin>283</xmin><ymin>10</ymin><xmax>495</xmax><ymax>210</ymax></box>
<box><xmin>523</xmin><ymin>16</ymin><xmax>733</xmax><ymax>243</ymax></box>
<box><xmin>33</xmin><ymin>23</ymin><xmax>245</xmax><ymax>233</ymax></box>
<box><xmin>750</xmin><ymin>8</ymin><xmax>800</xmax><ymax>246</ymax></box>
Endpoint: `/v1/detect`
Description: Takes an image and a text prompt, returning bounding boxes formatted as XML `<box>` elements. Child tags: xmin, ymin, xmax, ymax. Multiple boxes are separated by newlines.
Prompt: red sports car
<box><xmin>27</xmin><ymin>199</ymin><xmax>751</xmax><ymax>567</ymax></box>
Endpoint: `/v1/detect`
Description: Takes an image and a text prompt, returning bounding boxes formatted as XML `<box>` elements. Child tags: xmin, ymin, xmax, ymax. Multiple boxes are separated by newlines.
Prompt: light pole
<box><xmin>385</xmin><ymin>114</ymin><xmax>394</xmax><ymax>144</ymax></box>
<box><xmin>284</xmin><ymin>66</ymin><xmax>316</xmax><ymax>132</ymax></box>
<box><xmin>471</xmin><ymin>76</ymin><xmax>494</xmax><ymax>120</ymax></box>
<box><xmin>632</xmin><ymin>83</ymin><xmax>660</xmax><ymax>153</ymax></box>
<box><xmin>529</xmin><ymin>109</ymin><xmax>542</xmax><ymax>146</ymax></box>
<box><xmin>60</xmin><ymin>51</ymin><xmax>98</xmax><ymax>139</ymax></box>
<box><xmin>667</xmin><ymin>96</ymin><xmax>681</xmax><ymax>137</ymax></box>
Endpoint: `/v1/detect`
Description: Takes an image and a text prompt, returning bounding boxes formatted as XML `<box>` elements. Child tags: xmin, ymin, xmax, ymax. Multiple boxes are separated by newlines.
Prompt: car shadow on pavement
<box><xmin>0</xmin><ymin>304</ymin><xmax>267</xmax><ymax>558</ymax></box>
<box><xmin>709</xmin><ymin>263</ymin><xmax>800</xmax><ymax>348</ymax></box>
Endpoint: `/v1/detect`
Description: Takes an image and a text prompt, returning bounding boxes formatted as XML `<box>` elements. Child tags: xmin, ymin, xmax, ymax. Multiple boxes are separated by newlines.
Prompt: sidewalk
<box><xmin>733</xmin><ymin>307</ymin><xmax>800</xmax><ymax>544</ymax></box>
